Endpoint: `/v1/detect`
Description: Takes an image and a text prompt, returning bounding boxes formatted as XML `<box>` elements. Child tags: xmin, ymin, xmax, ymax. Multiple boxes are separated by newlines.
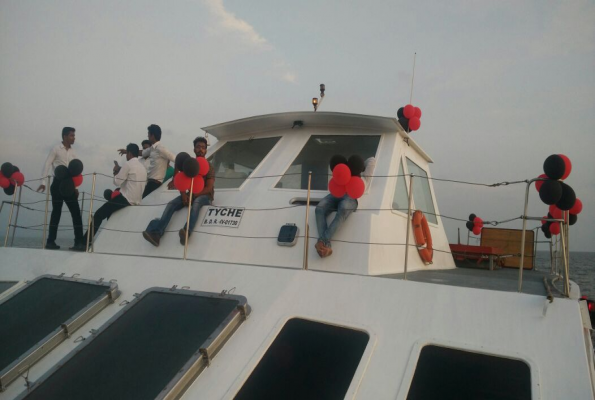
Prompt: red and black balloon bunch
<box><xmin>541</xmin><ymin>201</ymin><xmax>583</xmax><ymax>238</ymax></box>
<box><xmin>328</xmin><ymin>155</ymin><xmax>366</xmax><ymax>199</ymax></box>
<box><xmin>0</xmin><ymin>162</ymin><xmax>25</xmax><ymax>195</ymax></box>
<box><xmin>173</xmin><ymin>152</ymin><xmax>210</xmax><ymax>194</ymax></box>
<box><xmin>103</xmin><ymin>188</ymin><xmax>121</xmax><ymax>201</ymax></box>
<box><xmin>465</xmin><ymin>213</ymin><xmax>484</xmax><ymax>236</ymax></box>
<box><xmin>54</xmin><ymin>159</ymin><xmax>84</xmax><ymax>197</ymax></box>
<box><xmin>397</xmin><ymin>104</ymin><xmax>422</xmax><ymax>132</ymax></box>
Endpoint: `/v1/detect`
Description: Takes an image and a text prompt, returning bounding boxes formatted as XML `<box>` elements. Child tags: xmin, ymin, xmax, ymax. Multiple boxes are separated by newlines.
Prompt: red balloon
<box><xmin>549</xmin><ymin>205</ymin><xmax>562</xmax><ymax>220</ymax></box>
<box><xmin>10</xmin><ymin>172</ymin><xmax>24</xmax><ymax>187</ymax></box>
<box><xmin>550</xmin><ymin>222</ymin><xmax>561</xmax><ymax>235</ymax></box>
<box><xmin>558</xmin><ymin>154</ymin><xmax>572</xmax><ymax>180</ymax></box>
<box><xmin>197</xmin><ymin>157</ymin><xmax>210</xmax><ymax>177</ymax></box>
<box><xmin>0</xmin><ymin>173</ymin><xmax>9</xmax><ymax>189</ymax></box>
<box><xmin>472</xmin><ymin>226</ymin><xmax>482</xmax><ymax>235</ymax></box>
<box><xmin>403</xmin><ymin>104</ymin><xmax>415</xmax><ymax>119</ymax></box>
<box><xmin>413</xmin><ymin>107</ymin><xmax>422</xmax><ymax>118</ymax></box>
<box><xmin>408</xmin><ymin>117</ymin><xmax>421</xmax><ymax>131</ymax></box>
<box><xmin>174</xmin><ymin>172</ymin><xmax>192</xmax><ymax>192</ymax></box>
<box><xmin>328</xmin><ymin>178</ymin><xmax>346</xmax><ymax>198</ymax></box>
<box><xmin>473</xmin><ymin>217</ymin><xmax>483</xmax><ymax>227</ymax></box>
<box><xmin>191</xmin><ymin>176</ymin><xmax>205</xmax><ymax>195</ymax></box>
<box><xmin>346</xmin><ymin>176</ymin><xmax>365</xmax><ymax>199</ymax></box>
<box><xmin>111</xmin><ymin>189</ymin><xmax>120</xmax><ymax>199</ymax></box>
<box><xmin>569</xmin><ymin>198</ymin><xmax>582</xmax><ymax>215</ymax></box>
<box><xmin>332</xmin><ymin>163</ymin><xmax>351</xmax><ymax>186</ymax></box>
<box><xmin>72</xmin><ymin>175</ymin><xmax>83</xmax><ymax>187</ymax></box>
<box><xmin>535</xmin><ymin>174</ymin><xmax>547</xmax><ymax>192</ymax></box>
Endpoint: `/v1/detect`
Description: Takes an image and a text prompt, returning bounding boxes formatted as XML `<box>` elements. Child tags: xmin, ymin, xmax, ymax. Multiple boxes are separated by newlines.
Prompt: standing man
<box><xmin>142</xmin><ymin>137</ymin><xmax>214</xmax><ymax>246</ymax></box>
<box><xmin>81</xmin><ymin>143</ymin><xmax>147</xmax><ymax>245</ymax></box>
<box><xmin>142</xmin><ymin>124</ymin><xmax>175</xmax><ymax>198</ymax></box>
<box><xmin>37</xmin><ymin>127</ymin><xmax>84</xmax><ymax>250</ymax></box>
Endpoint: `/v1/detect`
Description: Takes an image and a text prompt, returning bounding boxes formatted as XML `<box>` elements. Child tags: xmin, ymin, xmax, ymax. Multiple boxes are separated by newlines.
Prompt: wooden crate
<box><xmin>480</xmin><ymin>227</ymin><xmax>534</xmax><ymax>269</ymax></box>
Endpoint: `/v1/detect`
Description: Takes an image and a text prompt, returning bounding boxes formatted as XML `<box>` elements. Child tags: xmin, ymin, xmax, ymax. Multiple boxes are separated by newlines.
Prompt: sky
<box><xmin>0</xmin><ymin>0</ymin><xmax>593</xmax><ymax>251</ymax></box>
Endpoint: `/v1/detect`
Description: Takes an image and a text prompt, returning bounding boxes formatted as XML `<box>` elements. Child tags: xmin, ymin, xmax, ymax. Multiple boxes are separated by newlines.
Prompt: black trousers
<box><xmin>82</xmin><ymin>194</ymin><xmax>130</xmax><ymax>243</ymax></box>
<box><xmin>48</xmin><ymin>180</ymin><xmax>84</xmax><ymax>244</ymax></box>
<box><xmin>142</xmin><ymin>179</ymin><xmax>161</xmax><ymax>198</ymax></box>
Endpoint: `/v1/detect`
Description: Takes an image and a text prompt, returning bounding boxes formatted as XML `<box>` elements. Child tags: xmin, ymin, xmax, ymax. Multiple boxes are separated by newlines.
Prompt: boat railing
<box><xmin>1</xmin><ymin>171</ymin><xmax>572</xmax><ymax>297</ymax></box>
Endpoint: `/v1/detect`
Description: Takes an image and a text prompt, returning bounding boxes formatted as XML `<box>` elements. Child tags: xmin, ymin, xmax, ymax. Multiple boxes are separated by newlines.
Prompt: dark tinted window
<box><xmin>235</xmin><ymin>318</ymin><xmax>369</xmax><ymax>400</ymax></box>
<box><xmin>407</xmin><ymin>345</ymin><xmax>531</xmax><ymax>400</ymax></box>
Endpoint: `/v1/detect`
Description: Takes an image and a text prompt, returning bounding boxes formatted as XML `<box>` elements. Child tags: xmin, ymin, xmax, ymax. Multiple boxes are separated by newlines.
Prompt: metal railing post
<box><xmin>42</xmin><ymin>176</ymin><xmax>50</xmax><ymax>248</ymax></box>
<box><xmin>80</xmin><ymin>191</ymin><xmax>85</xmax><ymax>214</ymax></box>
<box><xmin>10</xmin><ymin>185</ymin><xmax>23</xmax><ymax>246</ymax></box>
<box><xmin>533</xmin><ymin>227</ymin><xmax>539</xmax><ymax>271</ymax></box>
<box><xmin>3</xmin><ymin>189</ymin><xmax>18</xmax><ymax>247</ymax></box>
<box><xmin>404</xmin><ymin>174</ymin><xmax>415</xmax><ymax>280</ymax></box>
<box><xmin>303</xmin><ymin>172</ymin><xmax>312</xmax><ymax>270</ymax></box>
<box><xmin>85</xmin><ymin>173</ymin><xmax>96</xmax><ymax>252</ymax></box>
<box><xmin>549</xmin><ymin>239</ymin><xmax>554</xmax><ymax>275</ymax></box>
<box><xmin>560</xmin><ymin>221</ymin><xmax>570</xmax><ymax>296</ymax></box>
<box><xmin>183</xmin><ymin>180</ymin><xmax>194</xmax><ymax>260</ymax></box>
<box><xmin>517</xmin><ymin>179</ymin><xmax>534</xmax><ymax>292</ymax></box>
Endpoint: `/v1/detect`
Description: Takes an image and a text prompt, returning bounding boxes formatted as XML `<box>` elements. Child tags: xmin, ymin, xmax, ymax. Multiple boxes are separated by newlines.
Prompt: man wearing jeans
<box><xmin>315</xmin><ymin>157</ymin><xmax>376</xmax><ymax>258</ymax></box>
<box><xmin>142</xmin><ymin>137</ymin><xmax>214</xmax><ymax>246</ymax></box>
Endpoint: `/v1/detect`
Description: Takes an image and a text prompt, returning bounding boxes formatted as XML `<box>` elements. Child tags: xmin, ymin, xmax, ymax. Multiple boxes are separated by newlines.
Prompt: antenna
<box><xmin>409</xmin><ymin>53</ymin><xmax>416</xmax><ymax>104</ymax></box>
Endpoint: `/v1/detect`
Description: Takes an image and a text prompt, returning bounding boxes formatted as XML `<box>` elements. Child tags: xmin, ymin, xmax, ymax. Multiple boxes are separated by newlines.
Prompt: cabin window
<box><xmin>0</xmin><ymin>275</ymin><xmax>117</xmax><ymax>391</ymax></box>
<box><xmin>20</xmin><ymin>288</ymin><xmax>249</xmax><ymax>400</ymax></box>
<box><xmin>392</xmin><ymin>159</ymin><xmax>409</xmax><ymax>212</ymax></box>
<box><xmin>234</xmin><ymin>318</ymin><xmax>369</xmax><ymax>400</ymax></box>
<box><xmin>406</xmin><ymin>345</ymin><xmax>531</xmax><ymax>400</ymax></box>
<box><xmin>406</xmin><ymin>158</ymin><xmax>438</xmax><ymax>224</ymax></box>
<box><xmin>208</xmin><ymin>136</ymin><xmax>281</xmax><ymax>189</ymax></box>
<box><xmin>275</xmin><ymin>135</ymin><xmax>380</xmax><ymax>190</ymax></box>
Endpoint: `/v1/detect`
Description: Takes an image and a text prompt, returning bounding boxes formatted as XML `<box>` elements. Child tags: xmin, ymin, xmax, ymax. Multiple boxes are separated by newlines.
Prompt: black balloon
<box><xmin>541</xmin><ymin>222</ymin><xmax>549</xmax><ymax>234</ymax></box>
<box><xmin>556</xmin><ymin>182</ymin><xmax>576</xmax><ymax>210</ymax></box>
<box><xmin>104</xmin><ymin>189</ymin><xmax>113</xmax><ymax>201</ymax></box>
<box><xmin>175</xmin><ymin>152</ymin><xmax>191</xmax><ymax>172</ymax></box>
<box><xmin>539</xmin><ymin>180</ymin><xmax>562</xmax><ymax>205</ymax></box>
<box><xmin>54</xmin><ymin>165</ymin><xmax>70</xmax><ymax>180</ymax></box>
<box><xmin>347</xmin><ymin>155</ymin><xmax>365</xmax><ymax>176</ymax></box>
<box><xmin>397</xmin><ymin>107</ymin><xmax>405</xmax><ymax>119</ymax></box>
<box><xmin>329</xmin><ymin>155</ymin><xmax>348</xmax><ymax>171</ymax></box>
<box><xmin>465</xmin><ymin>221</ymin><xmax>474</xmax><ymax>231</ymax></box>
<box><xmin>1</xmin><ymin>162</ymin><xmax>13</xmax><ymax>178</ymax></box>
<box><xmin>12</xmin><ymin>166</ymin><xmax>19</xmax><ymax>173</ymax></box>
<box><xmin>469</xmin><ymin>213</ymin><xmax>476</xmax><ymax>221</ymax></box>
<box><xmin>543</xmin><ymin>154</ymin><xmax>565</xmax><ymax>180</ymax></box>
<box><xmin>543</xmin><ymin>228</ymin><xmax>552</xmax><ymax>239</ymax></box>
<box><xmin>398</xmin><ymin>118</ymin><xmax>410</xmax><ymax>132</ymax></box>
<box><xmin>68</xmin><ymin>159</ymin><xmax>83</xmax><ymax>176</ymax></box>
<box><xmin>183</xmin><ymin>157</ymin><xmax>199</xmax><ymax>178</ymax></box>
<box><xmin>59</xmin><ymin>179</ymin><xmax>75</xmax><ymax>197</ymax></box>
<box><xmin>569</xmin><ymin>214</ymin><xmax>577</xmax><ymax>226</ymax></box>
<box><xmin>4</xmin><ymin>184</ymin><xmax>15</xmax><ymax>195</ymax></box>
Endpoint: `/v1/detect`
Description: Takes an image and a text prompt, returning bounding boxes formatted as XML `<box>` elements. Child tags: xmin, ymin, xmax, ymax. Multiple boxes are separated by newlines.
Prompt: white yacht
<box><xmin>0</xmin><ymin>111</ymin><xmax>593</xmax><ymax>399</ymax></box>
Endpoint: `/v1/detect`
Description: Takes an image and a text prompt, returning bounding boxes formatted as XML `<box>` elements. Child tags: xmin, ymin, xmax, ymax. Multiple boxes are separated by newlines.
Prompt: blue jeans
<box><xmin>315</xmin><ymin>194</ymin><xmax>357</xmax><ymax>247</ymax></box>
<box><xmin>146</xmin><ymin>194</ymin><xmax>211</xmax><ymax>237</ymax></box>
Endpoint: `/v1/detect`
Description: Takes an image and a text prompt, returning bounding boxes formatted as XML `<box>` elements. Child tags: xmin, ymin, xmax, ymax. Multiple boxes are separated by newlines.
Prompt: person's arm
<box><xmin>113</xmin><ymin>162</ymin><xmax>130</xmax><ymax>187</ymax></box>
<box><xmin>160</xmin><ymin>146</ymin><xmax>176</xmax><ymax>163</ymax></box>
<box><xmin>38</xmin><ymin>147</ymin><xmax>56</xmax><ymax>192</ymax></box>
<box><xmin>362</xmin><ymin>157</ymin><xmax>376</xmax><ymax>190</ymax></box>
<box><xmin>142</xmin><ymin>147</ymin><xmax>151</xmax><ymax>158</ymax></box>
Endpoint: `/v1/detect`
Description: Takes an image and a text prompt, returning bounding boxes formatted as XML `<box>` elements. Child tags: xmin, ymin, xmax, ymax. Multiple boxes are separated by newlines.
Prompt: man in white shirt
<box><xmin>142</xmin><ymin>124</ymin><xmax>175</xmax><ymax>198</ymax></box>
<box><xmin>81</xmin><ymin>143</ymin><xmax>147</xmax><ymax>246</ymax></box>
<box><xmin>37</xmin><ymin>127</ymin><xmax>84</xmax><ymax>251</ymax></box>
<box><xmin>315</xmin><ymin>156</ymin><xmax>376</xmax><ymax>258</ymax></box>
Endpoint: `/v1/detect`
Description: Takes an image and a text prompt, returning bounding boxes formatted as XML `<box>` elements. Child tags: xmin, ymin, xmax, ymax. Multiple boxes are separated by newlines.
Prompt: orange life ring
<box><xmin>412</xmin><ymin>210</ymin><xmax>433</xmax><ymax>264</ymax></box>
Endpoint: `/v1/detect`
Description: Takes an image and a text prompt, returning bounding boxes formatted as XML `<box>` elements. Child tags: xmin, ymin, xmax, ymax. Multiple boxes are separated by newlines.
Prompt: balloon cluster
<box><xmin>0</xmin><ymin>162</ymin><xmax>25</xmax><ymax>195</ymax></box>
<box><xmin>541</xmin><ymin>200</ymin><xmax>583</xmax><ymax>238</ymax></box>
<box><xmin>465</xmin><ymin>213</ymin><xmax>484</xmax><ymax>235</ymax></box>
<box><xmin>54</xmin><ymin>159</ymin><xmax>84</xmax><ymax>197</ymax></box>
<box><xmin>328</xmin><ymin>154</ymin><xmax>366</xmax><ymax>199</ymax></box>
<box><xmin>397</xmin><ymin>104</ymin><xmax>422</xmax><ymax>132</ymax></box>
<box><xmin>173</xmin><ymin>152</ymin><xmax>210</xmax><ymax>195</ymax></box>
<box><xmin>536</xmin><ymin>155</ymin><xmax>576</xmax><ymax>208</ymax></box>
<box><xmin>104</xmin><ymin>188</ymin><xmax>121</xmax><ymax>201</ymax></box>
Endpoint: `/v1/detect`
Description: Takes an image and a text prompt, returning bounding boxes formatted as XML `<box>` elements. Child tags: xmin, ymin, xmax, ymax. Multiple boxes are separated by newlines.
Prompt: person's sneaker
<box><xmin>142</xmin><ymin>230</ymin><xmax>160</xmax><ymax>247</ymax></box>
<box><xmin>69</xmin><ymin>243</ymin><xmax>86</xmax><ymax>252</ymax></box>
<box><xmin>179</xmin><ymin>229</ymin><xmax>188</xmax><ymax>245</ymax></box>
<box><xmin>45</xmin><ymin>242</ymin><xmax>60</xmax><ymax>250</ymax></box>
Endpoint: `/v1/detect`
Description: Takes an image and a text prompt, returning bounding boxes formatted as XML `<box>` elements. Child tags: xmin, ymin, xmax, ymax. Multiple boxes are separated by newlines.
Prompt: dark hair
<box><xmin>126</xmin><ymin>143</ymin><xmax>140</xmax><ymax>157</ymax></box>
<box><xmin>62</xmin><ymin>127</ymin><xmax>75</xmax><ymax>138</ymax></box>
<box><xmin>193</xmin><ymin>136</ymin><xmax>208</xmax><ymax>147</ymax></box>
<box><xmin>147</xmin><ymin>124</ymin><xmax>162</xmax><ymax>141</ymax></box>
<box><xmin>141</xmin><ymin>140</ymin><xmax>151</xmax><ymax>147</ymax></box>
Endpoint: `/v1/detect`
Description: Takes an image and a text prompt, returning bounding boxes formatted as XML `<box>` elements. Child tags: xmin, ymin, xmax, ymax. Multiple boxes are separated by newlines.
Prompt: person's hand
<box><xmin>117</xmin><ymin>148</ymin><xmax>126</xmax><ymax>156</ymax></box>
<box><xmin>167</xmin><ymin>180</ymin><xmax>175</xmax><ymax>190</ymax></box>
<box><xmin>37</xmin><ymin>184</ymin><xmax>46</xmax><ymax>193</ymax></box>
<box><xmin>113</xmin><ymin>166</ymin><xmax>121</xmax><ymax>176</ymax></box>
<box><xmin>181</xmin><ymin>192</ymin><xmax>189</xmax><ymax>207</ymax></box>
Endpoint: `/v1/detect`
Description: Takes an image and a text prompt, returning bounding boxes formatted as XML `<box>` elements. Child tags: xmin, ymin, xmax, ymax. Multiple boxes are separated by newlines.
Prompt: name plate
<box><xmin>202</xmin><ymin>206</ymin><xmax>245</xmax><ymax>228</ymax></box>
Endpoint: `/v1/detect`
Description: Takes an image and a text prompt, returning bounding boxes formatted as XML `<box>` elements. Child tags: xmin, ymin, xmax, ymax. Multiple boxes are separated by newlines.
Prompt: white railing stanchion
<box><xmin>3</xmin><ymin>188</ymin><xmax>18</xmax><ymax>248</ymax></box>
<box><xmin>85</xmin><ymin>173</ymin><xmax>96</xmax><ymax>253</ymax></box>
<box><xmin>303</xmin><ymin>172</ymin><xmax>312</xmax><ymax>270</ymax></box>
<box><xmin>183</xmin><ymin>180</ymin><xmax>194</xmax><ymax>260</ymax></box>
<box><xmin>10</xmin><ymin>185</ymin><xmax>23</xmax><ymax>246</ymax></box>
<box><xmin>42</xmin><ymin>176</ymin><xmax>50</xmax><ymax>248</ymax></box>
<box><xmin>403</xmin><ymin>174</ymin><xmax>414</xmax><ymax>280</ymax></box>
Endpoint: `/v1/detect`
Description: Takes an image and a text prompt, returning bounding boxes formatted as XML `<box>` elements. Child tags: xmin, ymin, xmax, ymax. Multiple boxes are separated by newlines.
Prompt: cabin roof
<box><xmin>202</xmin><ymin>111</ymin><xmax>433</xmax><ymax>163</ymax></box>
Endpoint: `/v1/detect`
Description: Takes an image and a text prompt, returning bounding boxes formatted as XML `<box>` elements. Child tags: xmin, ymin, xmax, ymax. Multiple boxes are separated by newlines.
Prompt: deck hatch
<box><xmin>234</xmin><ymin>318</ymin><xmax>369</xmax><ymax>400</ymax></box>
<box><xmin>0</xmin><ymin>275</ymin><xmax>118</xmax><ymax>391</ymax></box>
<box><xmin>18</xmin><ymin>288</ymin><xmax>249</xmax><ymax>400</ymax></box>
<box><xmin>406</xmin><ymin>345</ymin><xmax>531</xmax><ymax>400</ymax></box>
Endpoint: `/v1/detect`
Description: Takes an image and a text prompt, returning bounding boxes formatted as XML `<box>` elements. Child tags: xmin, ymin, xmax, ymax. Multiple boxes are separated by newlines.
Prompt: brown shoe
<box><xmin>142</xmin><ymin>230</ymin><xmax>160</xmax><ymax>247</ymax></box>
<box><xmin>179</xmin><ymin>229</ymin><xmax>188</xmax><ymax>245</ymax></box>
